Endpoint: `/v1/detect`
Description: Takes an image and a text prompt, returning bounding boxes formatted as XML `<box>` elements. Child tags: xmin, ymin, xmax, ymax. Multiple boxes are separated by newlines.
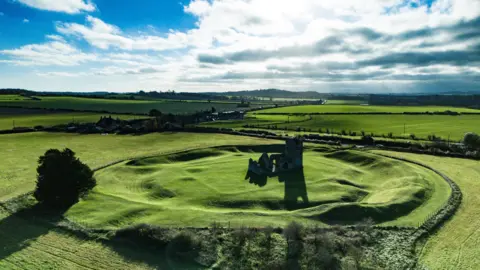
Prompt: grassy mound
<box><xmin>65</xmin><ymin>145</ymin><xmax>450</xmax><ymax>228</ymax></box>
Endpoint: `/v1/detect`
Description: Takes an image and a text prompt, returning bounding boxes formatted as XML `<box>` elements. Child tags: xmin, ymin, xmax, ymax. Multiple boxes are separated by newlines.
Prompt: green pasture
<box><xmin>256</xmin><ymin>105</ymin><xmax>480</xmax><ymax>114</ymax></box>
<box><xmin>0</xmin><ymin>132</ymin><xmax>277</xmax><ymax>201</ymax></box>
<box><xmin>372</xmin><ymin>150</ymin><xmax>480</xmax><ymax>270</ymax></box>
<box><xmin>325</xmin><ymin>100</ymin><xmax>367</xmax><ymax>105</ymax></box>
<box><xmin>203</xmin><ymin>114</ymin><xmax>480</xmax><ymax>141</ymax></box>
<box><xmin>65</xmin><ymin>146</ymin><xmax>449</xmax><ymax>229</ymax></box>
<box><xmin>200</xmin><ymin>114</ymin><xmax>308</xmax><ymax>129</ymax></box>
<box><xmin>0</xmin><ymin>95</ymin><xmax>267</xmax><ymax>114</ymax></box>
<box><xmin>0</xmin><ymin>108</ymin><xmax>138</xmax><ymax>130</ymax></box>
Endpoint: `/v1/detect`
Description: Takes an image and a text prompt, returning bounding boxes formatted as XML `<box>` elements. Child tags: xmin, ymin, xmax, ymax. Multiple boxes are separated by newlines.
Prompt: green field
<box><xmin>0</xmin><ymin>108</ymin><xmax>138</xmax><ymax>130</ymax></box>
<box><xmin>0</xmin><ymin>205</ymin><xmax>156</xmax><ymax>269</ymax></box>
<box><xmin>201</xmin><ymin>114</ymin><xmax>308</xmax><ymax>129</ymax></box>
<box><xmin>62</xmin><ymin>145</ymin><xmax>449</xmax><ymax>229</ymax></box>
<box><xmin>203</xmin><ymin>113</ymin><xmax>480</xmax><ymax>141</ymax></box>
<box><xmin>257</xmin><ymin>105</ymin><xmax>480</xmax><ymax>114</ymax></box>
<box><xmin>325</xmin><ymin>100</ymin><xmax>367</xmax><ymax>105</ymax></box>
<box><xmin>0</xmin><ymin>95</ymin><xmax>268</xmax><ymax>114</ymax></box>
<box><xmin>372</xmin><ymin>151</ymin><xmax>480</xmax><ymax>270</ymax></box>
<box><xmin>0</xmin><ymin>132</ymin><xmax>277</xmax><ymax>201</ymax></box>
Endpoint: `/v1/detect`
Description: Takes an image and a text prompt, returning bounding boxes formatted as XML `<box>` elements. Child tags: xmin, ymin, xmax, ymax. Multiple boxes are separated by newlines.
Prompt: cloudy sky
<box><xmin>0</xmin><ymin>0</ymin><xmax>479</xmax><ymax>93</ymax></box>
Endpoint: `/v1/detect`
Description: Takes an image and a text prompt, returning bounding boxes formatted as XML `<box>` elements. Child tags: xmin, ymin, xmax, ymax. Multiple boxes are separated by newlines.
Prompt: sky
<box><xmin>0</xmin><ymin>0</ymin><xmax>479</xmax><ymax>93</ymax></box>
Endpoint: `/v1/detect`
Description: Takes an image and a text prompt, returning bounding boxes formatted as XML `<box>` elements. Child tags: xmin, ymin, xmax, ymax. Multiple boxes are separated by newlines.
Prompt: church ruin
<box><xmin>246</xmin><ymin>138</ymin><xmax>303</xmax><ymax>178</ymax></box>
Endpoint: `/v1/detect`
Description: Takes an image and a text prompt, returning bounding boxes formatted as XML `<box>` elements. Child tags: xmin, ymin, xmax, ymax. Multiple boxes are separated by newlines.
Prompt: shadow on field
<box><xmin>279</xmin><ymin>169</ymin><xmax>309</xmax><ymax>210</ymax></box>
<box><xmin>246</xmin><ymin>168</ymin><xmax>309</xmax><ymax>210</ymax></box>
<box><xmin>0</xmin><ymin>204</ymin><xmax>65</xmax><ymax>261</ymax></box>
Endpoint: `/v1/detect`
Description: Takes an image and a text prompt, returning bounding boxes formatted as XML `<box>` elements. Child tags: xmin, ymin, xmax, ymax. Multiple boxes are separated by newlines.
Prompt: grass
<box><xmin>200</xmin><ymin>114</ymin><xmax>308</xmax><ymax>129</ymax></box>
<box><xmin>65</xmin><ymin>146</ymin><xmax>449</xmax><ymax>229</ymax></box>
<box><xmin>325</xmin><ymin>99</ymin><xmax>367</xmax><ymax>105</ymax></box>
<box><xmin>0</xmin><ymin>206</ymin><xmax>156</xmax><ymax>269</ymax></box>
<box><xmin>0</xmin><ymin>132</ymin><xmax>277</xmax><ymax>201</ymax></box>
<box><xmin>0</xmin><ymin>108</ymin><xmax>138</xmax><ymax>130</ymax></box>
<box><xmin>257</xmin><ymin>105</ymin><xmax>480</xmax><ymax>114</ymax></box>
<box><xmin>371</xmin><ymin>150</ymin><xmax>480</xmax><ymax>270</ymax></box>
<box><xmin>202</xmin><ymin>113</ymin><xmax>480</xmax><ymax>141</ymax></box>
<box><xmin>0</xmin><ymin>95</ymin><xmax>268</xmax><ymax>114</ymax></box>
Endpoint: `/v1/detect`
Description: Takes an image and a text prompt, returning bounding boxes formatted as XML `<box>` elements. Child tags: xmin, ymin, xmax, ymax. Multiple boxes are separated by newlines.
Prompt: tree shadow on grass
<box><xmin>0</xmin><ymin>204</ymin><xmax>65</xmax><ymax>261</ymax></box>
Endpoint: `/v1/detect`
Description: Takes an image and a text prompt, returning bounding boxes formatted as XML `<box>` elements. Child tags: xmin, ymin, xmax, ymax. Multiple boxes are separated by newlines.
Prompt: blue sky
<box><xmin>0</xmin><ymin>0</ymin><xmax>479</xmax><ymax>93</ymax></box>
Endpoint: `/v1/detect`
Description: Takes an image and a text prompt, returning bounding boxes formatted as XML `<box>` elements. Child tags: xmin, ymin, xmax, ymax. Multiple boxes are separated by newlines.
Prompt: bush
<box><xmin>284</xmin><ymin>221</ymin><xmax>304</xmax><ymax>241</ymax></box>
<box><xmin>34</xmin><ymin>148</ymin><xmax>96</xmax><ymax>208</ymax></box>
<box><xmin>464</xmin><ymin>132</ymin><xmax>480</xmax><ymax>149</ymax></box>
<box><xmin>167</xmin><ymin>231</ymin><xmax>200</xmax><ymax>260</ymax></box>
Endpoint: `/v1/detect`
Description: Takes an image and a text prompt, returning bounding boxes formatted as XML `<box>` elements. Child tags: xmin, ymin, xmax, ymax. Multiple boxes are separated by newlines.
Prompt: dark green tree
<box><xmin>149</xmin><ymin>109</ymin><xmax>162</xmax><ymax>117</ymax></box>
<box><xmin>34</xmin><ymin>148</ymin><xmax>96</xmax><ymax>208</ymax></box>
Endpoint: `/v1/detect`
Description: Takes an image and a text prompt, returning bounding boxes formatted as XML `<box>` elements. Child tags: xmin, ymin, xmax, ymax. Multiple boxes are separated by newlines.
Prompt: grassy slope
<box><xmin>0</xmin><ymin>96</ymin><xmax>264</xmax><ymax>114</ymax></box>
<box><xmin>0</xmin><ymin>110</ymin><xmax>137</xmax><ymax>130</ymax></box>
<box><xmin>0</xmin><ymin>132</ymin><xmax>277</xmax><ymax>201</ymax></box>
<box><xmin>0</xmin><ymin>207</ymin><xmax>154</xmax><ymax>270</ymax></box>
<box><xmin>65</xmin><ymin>147</ymin><xmax>449</xmax><ymax>229</ymax></box>
<box><xmin>372</xmin><ymin>151</ymin><xmax>480</xmax><ymax>270</ymax></box>
<box><xmin>257</xmin><ymin>105</ymin><xmax>480</xmax><ymax>114</ymax></box>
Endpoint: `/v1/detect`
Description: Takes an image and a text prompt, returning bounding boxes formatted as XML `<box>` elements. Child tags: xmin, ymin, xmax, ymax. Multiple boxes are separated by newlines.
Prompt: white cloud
<box><xmin>1</xmin><ymin>0</ymin><xmax>479</xmax><ymax>92</ymax></box>
<box><xmin>17</xmin><ymin>0</ymin><xmax>95</xmax><ymax>14</ymax></box>
<box><xmin>0</xmin><ymin>40</ymin><xmax>97</xmax><ymax>66</ymax></box>
<box><xmin>23</xmin><ymin>18</ymin><xmax>29</xmax><ymax>23</ymax></box>
<box><xmin>56</xmin><ymin>16</ymin><xmax>189</xmax><ymax>51</ymax></box>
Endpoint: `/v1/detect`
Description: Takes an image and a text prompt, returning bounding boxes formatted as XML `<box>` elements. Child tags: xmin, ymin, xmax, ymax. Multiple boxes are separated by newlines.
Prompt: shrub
<box><xmin>168</xmin><ymin>231</ymin><xmax>200</xmax><ymax>260</ymax></box>
<box><xmin>34</xmin><ymin>148</ymin><xmax>96</xmax><ymax>208</ymax></box>
<box><xmin>284</xmin><ymin>221</ymin><xmax>304</xmax><ymax>241</ymax></box>
<box><xmin>464</xmin><ymin>132</ymin><xmax>480</xmax><ymax>149</ymax></box>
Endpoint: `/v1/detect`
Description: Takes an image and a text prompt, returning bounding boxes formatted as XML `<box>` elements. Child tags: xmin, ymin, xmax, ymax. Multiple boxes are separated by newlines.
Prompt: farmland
<box><xmin>256</xmin><ymin>104</ymin><xmax>480</xmax><ymax>114</ymax></box>
<box><xmin>0</xmin><ymin>95</ymin><xmax>268</xmax><ymax>114</ymax></box>
<box><xmin>0</xmin><ymin>93</ymin><xmax>478</xmax><ymax>269</ymax></box>
<box><xmin>201</xmin><ymin>113</ymin><xmax>480</xmax><ymax>141</ymax></box>
<box><xmin>0</xmin><ymin>108</ymin><xmax>138</xmax><ymax>130</ymax></box>
<box><xmin>371</xmin><ymin>150</ymin><xmax>480</xmax><ymax>270</ymax></box>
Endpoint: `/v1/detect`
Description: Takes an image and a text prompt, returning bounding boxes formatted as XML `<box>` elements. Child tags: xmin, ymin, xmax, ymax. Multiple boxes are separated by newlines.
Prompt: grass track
<box><xmin>372</xmin><ymin>150</ymin><xmax>480</xmax><ymax>270</ymax></box>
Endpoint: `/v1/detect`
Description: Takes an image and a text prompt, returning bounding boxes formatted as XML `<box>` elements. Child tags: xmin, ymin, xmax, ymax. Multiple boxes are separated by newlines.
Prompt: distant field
<box><xmin>0</xmin><ymin>132</ymin><xmax>276</xmax><ymax>201</ymax></box>
<box><xmin>65</xmin><ymin>146</ymin><xmax>449</xmax><ymax>228</ymax></box>
<box><xmin>0</xmin><ymin>95</ymin><xmax>268</xmax><ymax>114</ymax></box>
<box><xmin>325</xmin><ymin>100</ymin><xmax>367</xmax><ymax>105</ymax></box>
<box><xmin>372</xmin><ymin>150</ymin><xmax>480</xmax><ymax>270</ymax></box>
<box><xmin>202</xmin><ymin>113</ymin><xmax>480</xmax><ymax>141</ymax></box>
<box><xmin>257</xmin><ymin>105</ymin><xmax>480</xmax><ymax>114</ymax></box>
<box><xmin>0</xmin><ymin>108</ymin><xmax>137</xmax><ymax>130</ymax></box>
<box><xmin>199</xmin><ymin>114</ymin><xmax>308</xmax><ymax>129</ymax></box>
